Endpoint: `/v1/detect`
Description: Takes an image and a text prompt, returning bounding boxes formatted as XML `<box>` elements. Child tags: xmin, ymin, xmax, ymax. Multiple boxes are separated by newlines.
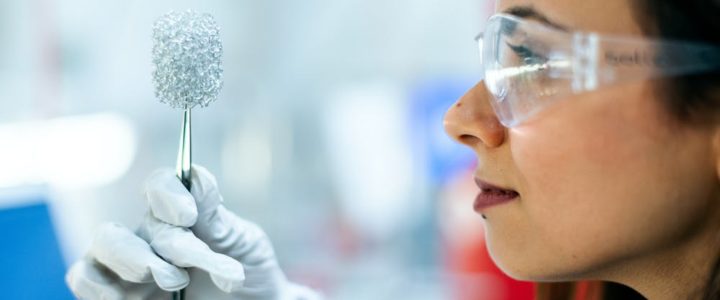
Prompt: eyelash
<box><xmin>507</xmin><ymin>43</ymin><xmax>548</xmax><ymax>65</ymax></box>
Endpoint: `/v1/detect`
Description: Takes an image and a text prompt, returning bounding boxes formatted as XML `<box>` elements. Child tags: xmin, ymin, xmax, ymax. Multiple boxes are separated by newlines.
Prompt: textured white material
<box><xmin>152</xmin><ymin>10</ymin><xmax>223</xmax><ymax>109</ymax></box>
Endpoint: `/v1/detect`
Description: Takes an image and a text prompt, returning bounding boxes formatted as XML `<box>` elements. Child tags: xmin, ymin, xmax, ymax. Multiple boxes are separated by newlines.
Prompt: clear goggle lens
<box><xmin>479</xmin><ymin>15</ymin><xmax>574</xmax><ymax>127</ymax></box>
<box><xmin>477</xmin><ymin>14</ymin><xmax>720</xmax><ymax>127</ymax></box>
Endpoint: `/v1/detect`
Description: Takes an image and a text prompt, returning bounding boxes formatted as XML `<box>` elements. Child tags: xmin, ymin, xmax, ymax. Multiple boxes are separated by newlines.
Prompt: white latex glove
<box><xmin>66</xmin><ymin>165</ymin><xmax>322</xmax><ymax>300</ymax></box>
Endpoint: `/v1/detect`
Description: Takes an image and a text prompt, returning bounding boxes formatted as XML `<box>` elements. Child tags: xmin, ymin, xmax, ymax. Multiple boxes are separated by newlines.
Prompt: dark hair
<box><xmin>634</xmin><ymin>0</ymin><xmax>720</xmax><ymax>297</ymax></box>
<box><xmin>635</xmin><ymin>0</ymin><xmax>720</xmax><ymax>125</ymax></box>
<box><xmin>537</xmin><ymin>1</ymin><xmax>720</xmax><ymax>299</ymax></box>
<box><xmin>535</xmin><ymin>281</ymin><xmax>643</xmax><ymax>300</ymax></box>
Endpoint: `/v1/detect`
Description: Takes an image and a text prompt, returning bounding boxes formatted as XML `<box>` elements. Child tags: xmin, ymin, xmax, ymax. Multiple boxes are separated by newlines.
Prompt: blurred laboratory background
<box><xmin>0</xmin><ymin>0</ymin><xmax>535</xmax><ymax>299</ymax></box>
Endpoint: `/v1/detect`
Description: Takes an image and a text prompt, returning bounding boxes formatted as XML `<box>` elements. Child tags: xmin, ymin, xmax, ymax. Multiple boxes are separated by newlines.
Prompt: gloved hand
<box><xmin>66</xmin><ymin>165</ymin><xmax>321</xmax><ymax>300</ymax></box>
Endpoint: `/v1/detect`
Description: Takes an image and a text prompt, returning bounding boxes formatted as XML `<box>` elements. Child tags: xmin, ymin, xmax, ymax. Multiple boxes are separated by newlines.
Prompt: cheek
<box><xmin>508</xmin><ymin>100</ymin><xmax>642</xmax><ymax>258</ymax></box>
<box><xmin>512</xmin><ymin>92</ymin><xmax>646</xmax><ymax>203</ymax></box>
<box><xmin>511</xmin><ymin>84</ymin><xmax>677</xmax><ymax>204</ymax></box>
<box><xmin>490</xmin><ymin>87</ymin><xmax>716</xmax><ymax>280</ymax></box>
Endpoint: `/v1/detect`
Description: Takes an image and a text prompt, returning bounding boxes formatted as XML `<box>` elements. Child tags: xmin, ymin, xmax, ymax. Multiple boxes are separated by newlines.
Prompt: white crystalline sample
<box><xmin>152</xmin><ymin>10</ymin><xmax>223</xmax><ymax>109</ymax></box>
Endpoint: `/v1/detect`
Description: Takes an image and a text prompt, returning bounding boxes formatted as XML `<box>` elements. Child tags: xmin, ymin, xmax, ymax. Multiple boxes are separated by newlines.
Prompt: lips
<box><xmin>473</xmin><ymin>178</ymin><xmax>519</xmax><ymax>212</ymax></box>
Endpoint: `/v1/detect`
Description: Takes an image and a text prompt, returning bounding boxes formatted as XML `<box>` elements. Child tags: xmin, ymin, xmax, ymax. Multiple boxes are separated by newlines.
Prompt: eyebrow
<box><xmin>502</xmin><ymin>5</ymin><xmax>569</xmax><ymax>31</ymax></box>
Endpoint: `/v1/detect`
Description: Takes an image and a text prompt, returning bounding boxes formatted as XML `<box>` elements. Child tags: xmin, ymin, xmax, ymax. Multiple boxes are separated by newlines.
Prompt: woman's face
<box><xmin>444</xmin><ymin>0</ymin><xmax>720</xmax><ymax>284</ymax></box>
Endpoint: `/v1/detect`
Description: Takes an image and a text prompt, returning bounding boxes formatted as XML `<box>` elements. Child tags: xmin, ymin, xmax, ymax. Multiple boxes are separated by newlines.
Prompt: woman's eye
<box><xmin>507</xmin><ymin>43</ymin><xmax>547</xmax><ymax>65</ymax></box>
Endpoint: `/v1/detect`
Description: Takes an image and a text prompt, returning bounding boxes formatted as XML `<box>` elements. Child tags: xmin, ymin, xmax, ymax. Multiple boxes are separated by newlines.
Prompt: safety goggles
<box><xmin>476</xmin><ymin>13</ymin><xmax>720</xmax><ymax>127</ymax></box>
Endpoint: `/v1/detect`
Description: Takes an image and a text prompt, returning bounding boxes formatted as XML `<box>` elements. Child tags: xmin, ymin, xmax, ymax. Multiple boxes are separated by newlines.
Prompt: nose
<box><xmin>443</xmin><ymin>81</ymin><xmax>506</xmax><ymax>149</ymax></box>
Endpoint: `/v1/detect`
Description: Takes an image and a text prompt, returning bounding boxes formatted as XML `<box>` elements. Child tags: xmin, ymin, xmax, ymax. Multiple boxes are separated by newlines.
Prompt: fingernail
<box><xmin>210</xmin><ymin>257</ymin><xmax>245</xmax><ymax>293</ymax></box>
<box><xmin>151</xmin><ymin>266</ymin><xmax>189</xmax><ymax>291</ymax></box>
<box><xmin>212</xmin><ymin>275</ymin><xmax>245</xmax><ymax>293</ymax></box>
<box><xmin>175</xmin><ymin>203</ymin><xmax>198</xmax><ymax>227</ymax></box>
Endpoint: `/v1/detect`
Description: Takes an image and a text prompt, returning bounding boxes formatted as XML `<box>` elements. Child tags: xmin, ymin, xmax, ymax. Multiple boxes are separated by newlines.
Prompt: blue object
<box><xmin>0</xmin><ymin>191</ymin><xmax>73</xmax><ymax>299</ymax></box>
<box><xmin>409</xmin><ymin>77</ymin><xmax>477</xmax><ymax>184</ymax></box>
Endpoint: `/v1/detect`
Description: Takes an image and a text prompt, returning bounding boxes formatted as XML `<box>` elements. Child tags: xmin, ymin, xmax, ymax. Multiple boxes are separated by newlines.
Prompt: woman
<box><xmin>445</xmin><ymin>0</ymin><xmax>720</xmax><ymax>299</ymax></box>
<box><xmin>67</xmin><ymin>0</ymin><xmax>720</xmax><ymax>299</ymax></box>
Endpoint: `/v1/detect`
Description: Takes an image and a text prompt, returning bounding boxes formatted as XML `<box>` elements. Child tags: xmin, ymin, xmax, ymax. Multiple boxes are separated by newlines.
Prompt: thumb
<box><xmin>189</xmin><ymin>164</ymin><xmax>224</xmax><ymax>220</ymax></box>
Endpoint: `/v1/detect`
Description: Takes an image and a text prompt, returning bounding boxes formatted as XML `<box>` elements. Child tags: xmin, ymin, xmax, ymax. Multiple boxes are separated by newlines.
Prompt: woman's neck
<box><xmin>603</xmin><ymin>209</ymin><xmax>720</xmax><ymax>300</ymax></box>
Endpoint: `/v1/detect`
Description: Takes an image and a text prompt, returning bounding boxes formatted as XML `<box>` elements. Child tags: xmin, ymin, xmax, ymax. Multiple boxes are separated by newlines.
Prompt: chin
<box><xmin>488</xmin><ymin>249</ymin><xmax>598</xmax><ymax>283</ymax></box>
<box><xmin>498</xmin><ymin>265</ymin><xmax>589</xmax><ymax>283</ymax></box>
<box><xmin>486</xmin><ymin>250</ymin><xmax>536</xmax><ymax>280</ymax></box>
